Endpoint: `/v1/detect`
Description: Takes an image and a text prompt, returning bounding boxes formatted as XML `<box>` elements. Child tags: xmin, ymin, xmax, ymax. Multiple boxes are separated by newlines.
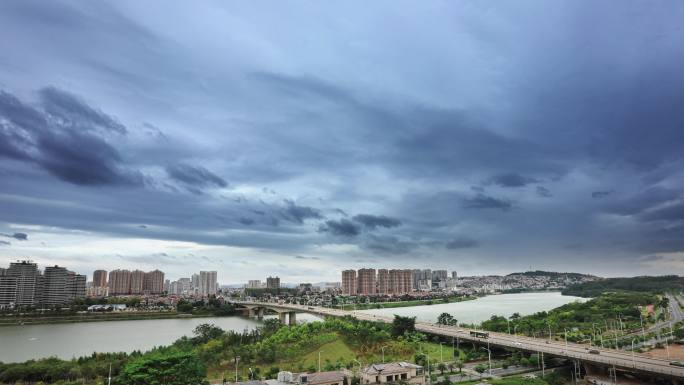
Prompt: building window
<box><xmin>401</xmin><ymin>374</ymin><xmax>407</xmax><ymax>380</ymax></box>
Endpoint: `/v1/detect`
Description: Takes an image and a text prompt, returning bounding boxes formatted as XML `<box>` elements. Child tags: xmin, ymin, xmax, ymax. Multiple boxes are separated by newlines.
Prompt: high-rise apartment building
<box><xmin>199</xmin><ymin>271</ymin><xmax>218</xmax><ymax>295</ymax></box>
<box><xmin>266</xmin><ymin>276</ymin><xmax>280</xmax><ymax>290</ymax></box>
<box><xmin>129</xmin><ymin>270</ymin><xmax>145</xmax><ymax>295</ymax></box>
<box><xmin>108</xmin><ymin>269</ymin><xmax>131</xmax><ymax>295</ymax></box>
<box><xmin>43</xmin><ymin>266</ymin><xmax>68</xmax><ymax>305</ymax></box>
<box><xmin>0</xmin><ymin>275</ymin><xmax>17</xmax><ymax>308</ymax></box>
<box><xmin>387</xmin><ymin>269</ymin><xmax>413</xmax><ymax>295</ymax></box>
<box><xmin>247</xmin><ymin>280</ymin><xmax>262</xmax><ymax>288</ymax></box>
<box><xmin>143</xmin><ymin>269</ymin><xmax>165</xmax><ymax>294</ymax></box>
<box><xmin>191</xmin><ymin>273</ymin><xmax>200</xmax><ymax>293</ymax></box>
<box><xmin>377</xmin><ymin>269</ymin><xmax>389</xmax><ymax>295</ymax></box>
<box><xmin>7</xmin><ymin>260</ymin><xmax>39</xmax><ymax>306</ymax></box>
<box><xmin>93</xmin><ymin>270</ymin><xmax>108</xmax><ymax>288</ymax></box>
<box><xmin>0</xmin><ymin>262</ymin><xmax>85</xmax><ymax>307</ymax></box>
<box><xmin>341</xmin><ymin>270</ymin><xmax>357</xmax><ymax>295</ymax></box>
<box><xmin>357</xmin><ymin>268</ymin><xmax>376</xmax><ymax>295</ymax></box>
<box><xmin>66</xmin><ymin>271</ymin><xmax>86</xmax><ymax>301</ymax></box>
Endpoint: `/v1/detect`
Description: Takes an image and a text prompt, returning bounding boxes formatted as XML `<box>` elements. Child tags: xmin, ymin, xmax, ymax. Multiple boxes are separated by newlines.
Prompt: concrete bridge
<box><xmin>236</xmin><ymin>302</ymin><xmax>300</xmax><ymax>325</ymax></box>
<box><xmin>231</xmin><ymin>301</ymin><xmax>684</xmax><ymax>383</ymax></box>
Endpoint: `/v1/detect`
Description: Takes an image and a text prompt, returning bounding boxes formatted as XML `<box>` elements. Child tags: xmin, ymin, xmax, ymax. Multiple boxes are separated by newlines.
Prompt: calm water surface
<box><xmin>359</xmin><ymin>292</ymin><xmax>585</xmax><ymax>324</ymax></box>
<box><xmin>1</xmin><ymin>292</ymin><xmax>582</xmax><ymax>363</ymax></box>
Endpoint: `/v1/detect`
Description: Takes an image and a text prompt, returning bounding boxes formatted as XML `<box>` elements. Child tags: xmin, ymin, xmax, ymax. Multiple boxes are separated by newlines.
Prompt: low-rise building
<box><xmin>295</xmin><ymin>371</ymin><xmax>346</xmax><ymax>385</ymax></box>
<box><xmin>360</xmin><ymin>362</ymin><xmax>424</xmax><ymax>385</ymax></box>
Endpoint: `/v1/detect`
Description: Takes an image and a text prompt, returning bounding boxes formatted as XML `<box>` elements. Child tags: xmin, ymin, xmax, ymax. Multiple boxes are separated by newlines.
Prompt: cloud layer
<box><xmin>1</xmin><ymin>1</ymin><xmax>683</xmax><ymax>281</ymax></box>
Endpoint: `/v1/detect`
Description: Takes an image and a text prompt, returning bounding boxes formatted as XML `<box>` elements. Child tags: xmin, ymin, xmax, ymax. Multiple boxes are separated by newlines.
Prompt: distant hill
<box><xmin>562</xmin><ymin>275</ymin><xmax>684</xmax><ymax>297</ymax></box>
<box><xmin>507</xmin><ymin>270</ymin><xmax>598</xmax><ymax>279</ymax></box>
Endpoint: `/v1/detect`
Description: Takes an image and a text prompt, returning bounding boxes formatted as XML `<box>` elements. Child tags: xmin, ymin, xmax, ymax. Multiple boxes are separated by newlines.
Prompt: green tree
<box><xmin>455</xmin><ymin>360</ymin><xmax>464</xmax><ymax>373</ymax></box>
<box><xmin>437</xmin><ymin>362</ymin><xmax>447</xmax><ymax>375</ymax></box>
<box><xmin>192</xmin><ymin>323</ymin><xmax>225</xmax><ymax>344</ymax></box>
<box><xmin>437</xmin><ymin>313</ymin><xmax>454</xmax><ymax>326</ymax></box>
<box><xmin>115</xmin><ymin>350</ymin><xmax>208</xmax><ymax>385</ymax></box>
<box><xmin>474</xmin><ymin>364</ymin><xmax>486</xmax><ymax>377</ymax></box>
<box><xmin>392</xmin><ymin>315</ymin><xmax>416</xmax><ymax>336</ymax></box>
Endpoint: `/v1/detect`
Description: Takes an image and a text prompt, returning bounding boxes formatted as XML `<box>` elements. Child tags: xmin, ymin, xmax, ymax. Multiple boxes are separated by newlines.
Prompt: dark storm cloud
<box><xmin>0</xmin><ymin>88</ymin><xmax>141</xmax><ymax>186</ymax></box>
<box><xmin>462</xmin><ymin>194</ymin><xmax>513</xmax><ymax>211</ymax></box>
<box><xmin>638</xmin><ymin>200</ymin><xmax>684</xmax><ymax>222</ymax></box>
<box><xmin>238</xmin><ymin>217</ymin><xmax>255</xmax><ymax>226</ymax></box>
<box><xmin>279</xmin><ymin>199</ymin><xmax>323</xmax><ymax>224</ymax></box>
<box><xmin>352</xmin><ymin>214</ymin><xmax>402</xmax><ymax>229</ymax></box>
<box><xmin>1</xmin><ymin>232</ymin><xmax>28</xmax><ymax>241</ymax></box>
<box><xmin>446</xmin><ymin>237</ymin><xmax>479</xmax><ymax>249</ymax></box>
<box><xmin>536</xmin><ymin>186</ymin><xmax>552</xmax><ymax>198</ymax></box>
<box><xmin>592</xmin><ymin>191</ymin><xmax>613</xmax><ymax>199</ymax></box>
<box><xmin>318</xmin><ymin>219</ymin><xmax>361</xmax><ymax>237</ymax></box>
<box><xmin>487</xmin><ymin>173</ymin><xmax>538</xmax><ymax>188</ymax></box>
<box><xmin>40</xmin><ymin>87</ymin><xmax>127</xmax><ymax>134</ymax></box>
<box><xmin>166</xmin><ymin>163</ymin><xmax>227</xmax><ymax>189</ymax></box>
<box><xmin>363</xmin><ymin>235</ymin><xmax>418</xmax><ymax>255</ymax></box>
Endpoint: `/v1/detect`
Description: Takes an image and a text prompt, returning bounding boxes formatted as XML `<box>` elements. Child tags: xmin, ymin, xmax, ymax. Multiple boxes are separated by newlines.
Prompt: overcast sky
<box><xmin>1</xmin><ymin>1</ymin><xmax>684</xmax><ymax>283</ymax></box>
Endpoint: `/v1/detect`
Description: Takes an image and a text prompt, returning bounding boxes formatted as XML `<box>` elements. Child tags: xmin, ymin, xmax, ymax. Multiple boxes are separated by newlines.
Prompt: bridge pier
<box><xmin>248</xmin><ymin>308</ymin><xmax>256</xmax><ymax>318</ymax></box>
<box><xmin>257</xmin><ymin>308</ymin><xmax>264</xmax><ymax>320</ymax></box>
<box><xmin>289</xmin><ymin>311</ymin><xmax>297</xmax><ymax>325</ymax></box>
<box><xmin>279</xmin><ymin>312</ymin><xmax>287</xmax><ymax>324</ymax></box>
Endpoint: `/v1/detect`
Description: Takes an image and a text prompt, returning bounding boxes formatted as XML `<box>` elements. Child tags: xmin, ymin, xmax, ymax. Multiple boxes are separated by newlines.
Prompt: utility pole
<box><xmin>107</xmin><ymin>363</ymin><xmax>112</xmax><ymax>385</ymax></box>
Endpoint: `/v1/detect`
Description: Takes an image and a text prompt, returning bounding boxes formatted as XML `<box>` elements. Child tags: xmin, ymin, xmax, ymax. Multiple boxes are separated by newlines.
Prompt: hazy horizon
<box><xmin>1</xmin><ymin>1</ymin><xmax>684</xmax><ymax>282</ymax></box>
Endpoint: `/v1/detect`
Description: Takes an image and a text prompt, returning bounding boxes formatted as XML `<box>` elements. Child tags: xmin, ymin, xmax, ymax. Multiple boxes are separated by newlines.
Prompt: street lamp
<box><xmin>440</xmin><ymin>342</ymin><xmax>444</xmax><ymax>362</ymax></box>
<box><xmin>547</xmin><ymin>323</ymin><xmax>552</xmax><ymax>342</ymax></box>
<box><xmin>318</xmin><ymin>350</ymin><xmax>324</xmax><ymax>372</ymax></box>
<box><xmin>381</xmin><ymin>346</ymin><xmax>388</xmax><ymax>363</ymax></box>
<box><xmin>506</xmin><ymin>318</ymin><xmax>511</xmax><ymax>334</ymax></box>
<box><xmin>480</xmin><ymin>347</ymin><xmax>492</xmax><ymax>376</ymax></box>
<box><xmin>564</xmin><ymin>329</ymin><xmax>568</xmax><ymax>348</ymax></box>
<box><xmin>639</xmin><ymin>313</ymin><xmax>646</xmax><ymax>343</ymax></box>
<box><xmin>514</xmin><ymin>325</ymin><xmax>519</xmax><ymax>344</ymax></box>
<box><xmin>631</xmin><ymin>339</ymin><xmax>636</xmax><ymax>368</ymax></box>
<box><xmin>235</xmin><ymin>356</ymin><xmax>240</xmax><ymax>383</ymax></box>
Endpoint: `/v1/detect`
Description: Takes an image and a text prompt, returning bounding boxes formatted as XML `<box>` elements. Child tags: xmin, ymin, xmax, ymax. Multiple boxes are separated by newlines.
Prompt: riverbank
<box><xmin>0</xmin><ymin>311</ymin><xmax>220</xmax><ymax>326</ymax></box>
<box><xmin>337</xmin><ymin>294</ymin><xmax>478</xmax><ymax>310</ymax></box>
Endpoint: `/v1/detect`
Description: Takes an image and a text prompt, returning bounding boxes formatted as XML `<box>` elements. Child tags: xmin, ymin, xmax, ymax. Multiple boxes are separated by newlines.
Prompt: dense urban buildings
<box><xmin>0</xmin><ymin>260</ymin><xmax>86</xmax><ymax>308</ymax></box>
<box><xmin>167</xmin><ymin>270</ymin><xmax>218</xmax><ymax>297</ymax></box>
<box><xmin>266</xmin><ymin>276</ymin><xmax>280</xmax><ymax>289</ymax></box>
<box><xmin>105</xmin><ymin>268</ymin><xmax>166</xmax><ymax>296</ymax></box>
<box><xmin>340</xmin><ymin>267</ymin><xmax>457</xmax><ymax>296</ymax></box>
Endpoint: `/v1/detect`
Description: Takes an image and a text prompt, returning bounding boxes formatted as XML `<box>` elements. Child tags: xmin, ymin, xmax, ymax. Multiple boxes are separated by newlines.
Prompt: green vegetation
<box><xmin>480</xmin><ymin>291</ymin><xmax>659</xmax><ymax>346</ymax></box>
<box><xmin>336</xmin><ymin>295</ymin><xmax>475</xmax><ymax>310</ymax></box>
<box><xmin>115</xmin><ymin>351</ymin><xmax>208</xmax><ymax>385</ymax></box>
<box><xmin>562</xmin><ymin>275</ymin><xmax>684</xmax><ymax>297</ymax></box>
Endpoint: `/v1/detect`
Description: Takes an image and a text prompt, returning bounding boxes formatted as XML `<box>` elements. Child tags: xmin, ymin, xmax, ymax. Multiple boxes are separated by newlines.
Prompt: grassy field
<box><xmin>206</xmin><ymin>336</ymin><xmax>455</xmax><ymax>383</ymax></box>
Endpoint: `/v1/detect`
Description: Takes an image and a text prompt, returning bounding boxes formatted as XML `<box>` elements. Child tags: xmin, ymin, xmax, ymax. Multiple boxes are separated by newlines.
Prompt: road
<box><xmin>232</xmin><ymin>301</ymin><xmax>684</xmax><ymax>379</ymax></box>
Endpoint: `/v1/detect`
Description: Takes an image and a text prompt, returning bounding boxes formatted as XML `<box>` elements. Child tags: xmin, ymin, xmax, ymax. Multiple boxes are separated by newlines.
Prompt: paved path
<box><xmin>231</xmin><ymin>301</ymin><xmax>684</xmax><ymax>379</ymax></box>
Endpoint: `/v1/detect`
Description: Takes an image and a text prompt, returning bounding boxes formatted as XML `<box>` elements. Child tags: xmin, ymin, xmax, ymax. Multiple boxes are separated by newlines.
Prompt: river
<box><xmin>0</xmin><ymin>292</ymin><xmax>583</xmax><ymax>363</ymax></box>
<box><xmin>359</xmin><ymin>291</ymin><xmax>585</xmax><ymax>324</ymax></box>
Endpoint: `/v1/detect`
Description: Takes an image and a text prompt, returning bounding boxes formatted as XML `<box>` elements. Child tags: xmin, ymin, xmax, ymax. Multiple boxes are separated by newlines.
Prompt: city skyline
<box><xmin>1</xmin><ymin>2</ymin><xmax>684</xmax><ymax>282</ymax></box>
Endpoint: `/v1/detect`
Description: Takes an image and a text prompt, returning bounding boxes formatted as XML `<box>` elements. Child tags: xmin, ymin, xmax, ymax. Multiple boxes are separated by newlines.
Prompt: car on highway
<box><xmin>588</xmin><ymin>349</ymin><xmax>600</xmax><ymax>354</ymax></box>
<box><xmin>670</xmin><ymin>361</ymin><xmax>684</xmax><ymax>367</ymax></box>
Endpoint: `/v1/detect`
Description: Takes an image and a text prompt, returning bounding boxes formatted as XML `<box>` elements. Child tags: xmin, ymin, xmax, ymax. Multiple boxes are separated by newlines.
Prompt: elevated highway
<box><xmin>231</xmin><ymin>301</ymin><xmax>684</xmax><ymax>382</ymax></box>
